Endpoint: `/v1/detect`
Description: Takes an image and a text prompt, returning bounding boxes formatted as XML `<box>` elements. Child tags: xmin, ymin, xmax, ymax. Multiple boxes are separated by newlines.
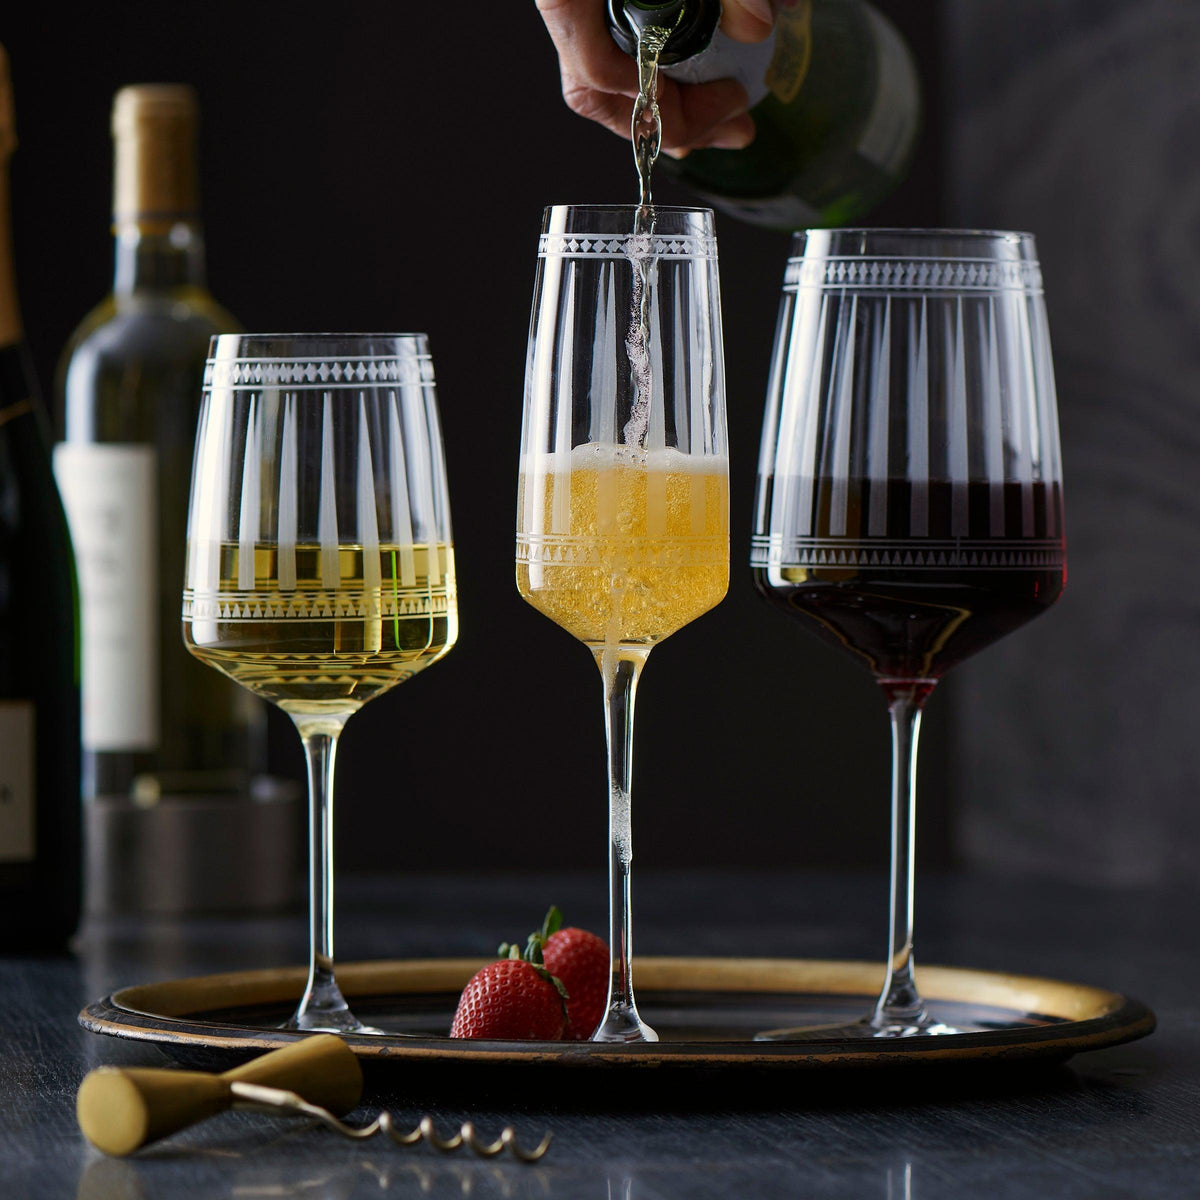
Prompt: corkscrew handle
<box><xmin>76</xmin><ymin>1033</ymin><xmax>363</xmax><ymax>1157</ymax></box>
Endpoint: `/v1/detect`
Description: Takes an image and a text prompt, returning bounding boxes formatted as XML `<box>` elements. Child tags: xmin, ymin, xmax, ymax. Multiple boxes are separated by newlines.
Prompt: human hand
<box><xmin>535</xmin><ymin>0</ymin><xmax>775</xmax><ymax>155</ymax></box>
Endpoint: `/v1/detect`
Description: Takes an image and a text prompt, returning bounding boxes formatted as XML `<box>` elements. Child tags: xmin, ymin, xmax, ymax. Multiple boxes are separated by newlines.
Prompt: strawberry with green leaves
<box><xmin>449</xmin><ymin>932</ymin><xmax>568</xmax><ymax>1040</ymax></box>
<box><xmin>448</xmin><ymin>907</ymin><xmax>610</xmax><ymax>1041</ymax></box>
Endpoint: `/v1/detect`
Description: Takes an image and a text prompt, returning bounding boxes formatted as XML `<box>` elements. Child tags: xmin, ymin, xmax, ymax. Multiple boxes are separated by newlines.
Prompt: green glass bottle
<box><xmin>0</xmin><ymin>45</ymin><xmax>82</xmax><ymax>949</ymax></box>
<box><xmin>608</xmin><ymin>0</ymin><xmax>921</xmax><ymax>229</ymax></box>
<box><xmin>55</xmin><ymin>85</ymin><xmax>265</xmax><ymax>812</ymax></box>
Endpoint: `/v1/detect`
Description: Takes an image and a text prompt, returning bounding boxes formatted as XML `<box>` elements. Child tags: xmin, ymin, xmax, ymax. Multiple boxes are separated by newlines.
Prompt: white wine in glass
<box><xmin>183</xmin><ymin>333</ymin><xmax>457</xmax><ymax>1033</ymax></box>
<box><xmin>185</xmin><ymin>542</ymin><xmax>455</xmax><ymax>712</ymax></box>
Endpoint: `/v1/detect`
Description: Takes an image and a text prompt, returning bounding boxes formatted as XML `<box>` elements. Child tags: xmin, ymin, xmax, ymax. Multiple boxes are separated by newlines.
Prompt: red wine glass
<box><xmin>751</xmin><ymin>229</ymin><xmax>1066</xmax><ymax>1037</ymax></box>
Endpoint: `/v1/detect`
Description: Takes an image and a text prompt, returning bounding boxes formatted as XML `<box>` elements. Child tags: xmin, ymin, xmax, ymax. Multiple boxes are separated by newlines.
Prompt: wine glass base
<box><xmin>282</xmin><ymin>978</ymin><xmax>384</xmax><ymax>1035</ymax></box>
<box><xmin>755</xmin><ymin>1014</ymin><xmax>962</xmax><ymax>1042</ymax></box>
<box><xmin>870</xmin><ymin>1018</ymin><xmax>960</xmax><ymax>1038</ymax></box>
<box><xmin>281</xmin><ymin>1010</ymin><xmax>385</xmax><ymax>1036</ymax></box>
<box><xmin>592</xmin><ymin>1005</ymin><xmax>660</xmax><ymax>1043</ymax></box>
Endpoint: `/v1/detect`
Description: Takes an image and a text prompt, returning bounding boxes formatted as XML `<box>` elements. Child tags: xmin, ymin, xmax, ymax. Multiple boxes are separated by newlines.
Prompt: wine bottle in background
<box><xmin>54</xmin><ymin>86</ymin><xmax>289</xmax><ymax>914</ymax></box>
<box><xmin>0</xmin><ymin>45</ymin><xmax>82</xmax><ymax>949</ymax></box>
<box><xmin>607</xmin><ymin>0</ymin><xmax>920</xmax><ymax>229</ymax></box>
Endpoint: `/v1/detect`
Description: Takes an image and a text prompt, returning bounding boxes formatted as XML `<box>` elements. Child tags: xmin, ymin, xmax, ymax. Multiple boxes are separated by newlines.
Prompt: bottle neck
<box><xmin>607</xmin><ymin>0</ymin><xmax>720</xmax><ymax>64</ymax></box>
<box><xmin>110</xmin><ymin>86</ymin><xmax>203</xmax><ymax>296</ymax></box>
<box><xmin>112</xmin><ymin>218</ymin><xmax>207</xmax><ymax>295</ymax></box>
<box><xmin>0</xmin><ymin>157</ymin><xmax>45</xmax><ymax>438</ymax></box>
<box><xmin>0</xmin><ymin>154</ymin><xmax>21</xmax><ymax>348</ymax></box>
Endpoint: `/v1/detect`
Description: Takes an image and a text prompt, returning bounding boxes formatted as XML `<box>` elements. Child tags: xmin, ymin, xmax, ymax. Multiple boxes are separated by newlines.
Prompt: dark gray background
<box><xmin>3</xmin><ymin>3</ymin><xmax>1190</xmax><ymax>886</ymax></box>
<box><xmin>944</xmin><ymin>1</ymin><xmax>1200</xmax><ymax>888</ymax></box>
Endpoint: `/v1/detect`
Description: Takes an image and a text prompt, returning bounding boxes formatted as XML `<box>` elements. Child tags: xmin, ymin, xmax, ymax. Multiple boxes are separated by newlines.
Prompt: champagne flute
<box><xmin>183</xmin><ymin>333</ymin><xmax>457</xmax><ymax>1033</ymax></box>
<box><xmin>751</xmin><ymin>230</ymin><xmax>1066</xmax><ymax>1037</ymax></box>
<box><xmin>517</xmin><ymin>205</ymin><xmax>730</xmax><ymax>1042</ymax></box>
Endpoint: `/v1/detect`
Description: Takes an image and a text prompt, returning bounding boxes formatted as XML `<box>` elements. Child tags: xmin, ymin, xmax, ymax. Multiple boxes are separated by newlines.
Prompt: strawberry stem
<box><xmin>494</xmin><ymin>908</ymin><xmax>572</xmax><ymax>1021</ymax></box>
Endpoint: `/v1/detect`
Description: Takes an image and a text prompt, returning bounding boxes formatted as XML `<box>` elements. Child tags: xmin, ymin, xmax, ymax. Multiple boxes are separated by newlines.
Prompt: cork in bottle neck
<box><xmin>112</xmin><ymin>84</ymin><xmax>200</xmax><ymax>229</ymax></box>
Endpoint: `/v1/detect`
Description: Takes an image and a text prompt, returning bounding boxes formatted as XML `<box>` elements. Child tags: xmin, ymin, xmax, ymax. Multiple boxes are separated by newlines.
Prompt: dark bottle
<box><xmin>0</xmin><ymin>45</ymin><xmax>82</xmax><ymax>950</ymax></box>
<box><xmin>608</xmin><ymin>0</ymin><xmax>921</xmax><ymax>229</ymax></box>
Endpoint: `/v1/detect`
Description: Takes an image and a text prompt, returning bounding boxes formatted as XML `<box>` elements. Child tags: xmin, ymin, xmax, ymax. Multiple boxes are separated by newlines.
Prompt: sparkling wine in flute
<box><xmin>517</xmin><ymin>444</ymin><xmax>728</xmax><ymax>648</ymax></box>
<box><xmin>183</xmin><ymin>542</ymin><xmax>456</xmax><ymax>713</ymax></box>
<box><xmin>517</xmin><ymin>207</ymin><xmax>728</xmax><ymax>1042</ymax></box>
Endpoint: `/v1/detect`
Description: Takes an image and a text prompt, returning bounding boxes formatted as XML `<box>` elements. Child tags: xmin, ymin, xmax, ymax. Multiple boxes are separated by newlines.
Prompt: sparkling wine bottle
<box><xmin>607</xmin><ymin>0</ymin><xmax>920</xmax><ymax>229</ymax></box>
<box><xmin>54</xmin><ymin>85</ymin><xmax>266</xmax><ymax>813</ymax></box>
<box><xmin>0</xmin><ymin>45</ymin><xmax>82</xmax><ymax>949</ymax></box>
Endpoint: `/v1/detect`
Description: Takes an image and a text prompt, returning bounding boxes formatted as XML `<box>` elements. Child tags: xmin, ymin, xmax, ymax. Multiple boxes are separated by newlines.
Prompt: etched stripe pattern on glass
<box><xmin>751</xmin><ymin>249</ymin><xmax>1063</xmax><ymax>570</ymax></box>
<box><xmin>187</xmin><ymin>350</ymin><xmax>455</xmax><ymax>620</ymax></box>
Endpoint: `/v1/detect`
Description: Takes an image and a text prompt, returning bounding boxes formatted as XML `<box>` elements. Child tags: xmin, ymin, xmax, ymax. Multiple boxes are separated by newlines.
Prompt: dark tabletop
<box><xmin>2</xmin><ymin>869</ymin><xmax>1196</xmax><ymax>1199</ymax></box>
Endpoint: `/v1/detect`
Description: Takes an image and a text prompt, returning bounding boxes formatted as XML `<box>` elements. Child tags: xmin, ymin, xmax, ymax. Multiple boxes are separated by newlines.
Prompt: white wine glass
<box><xmin>751</xmin><ymin>230</ymin><xmax>1066</xmax><ymax>1037</ymax></box>
<box><xmin>517</xmin><ymin>205</ymin><xmax>730</xmax><ymax>1041</ymax></box>
<box><xmin>183</xmin><ymin>333</ymin><xmax>457</xmax><ymax>1033</ymax></box>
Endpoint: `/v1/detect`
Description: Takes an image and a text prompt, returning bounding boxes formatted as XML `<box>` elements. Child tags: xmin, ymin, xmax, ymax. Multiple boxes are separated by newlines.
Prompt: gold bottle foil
<box><xmin>0</xmin><ymin>44</ymin><xmax>22</xmax><ymax>346</ymax></box>
<box><xmin>112</xmin><ymin>84</ymin><xmax>199</xmax><ymax>228</ymax></box>
<box><xmin>0</xmin><ymin>44</ymin><xmax>16</xmax><ymax>162</ymax></box>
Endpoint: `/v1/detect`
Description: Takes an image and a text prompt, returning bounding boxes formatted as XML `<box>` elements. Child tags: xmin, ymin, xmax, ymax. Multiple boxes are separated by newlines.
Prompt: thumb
<box><xmin>720</xmin><ymin>0</ymin><xmax>775</xmax><ymax>43</ymax></box>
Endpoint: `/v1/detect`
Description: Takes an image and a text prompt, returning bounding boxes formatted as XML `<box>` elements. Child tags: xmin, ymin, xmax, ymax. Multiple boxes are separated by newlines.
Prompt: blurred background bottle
<box><xmin>0</xmin><ymin>45</ymin><xmax>82</xmax><ymax>949</ymax></box>
<box><xmin>607</xmin><ymin>0</ymin><xmax>921</xmax><ymax>229</ymax></box>
<box><xmin>55</xmin><ymin>85</ymin><xmax>294</xmax><ymax>915</ymax></box>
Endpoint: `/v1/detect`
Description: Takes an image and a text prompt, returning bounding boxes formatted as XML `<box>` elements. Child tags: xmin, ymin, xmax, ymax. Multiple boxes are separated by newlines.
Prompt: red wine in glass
<box><xmin>754</xmin><ymin>478</ymin><xmax>1066</xmax><ymax>682</ymax></box>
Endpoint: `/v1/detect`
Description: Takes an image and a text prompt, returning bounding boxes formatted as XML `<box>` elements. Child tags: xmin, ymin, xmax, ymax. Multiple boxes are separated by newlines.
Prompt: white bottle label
<box><xmin>663</xmin><ymin>27</ymin><xmax>775</xmax><ymax>108</ymax></box>
<box><xmin>0</xmin><ymin>701</ymin><xmax>35</xmax><ymax>863</ymax></box>
<box><xmin>53</xmin><ymin>444</ymin><xmax>159</xmax><ymax>752</ymax></box>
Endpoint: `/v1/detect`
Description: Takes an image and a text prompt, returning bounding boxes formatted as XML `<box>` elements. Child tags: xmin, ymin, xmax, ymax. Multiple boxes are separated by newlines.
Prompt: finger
<box><xmin>665</xmin><ymin>117</ymin><xmax>757</xmax><ymax>158</ymax></box>
<box><xmin>657</xmin><ymin>77</ymin><xmax>752</xmax><ymax>151</ymax></box>
<box><xmin>720</xmin><ymin>0</ymin><xmax>774</xmax><ymax>43</ymax></box>
<box><xmin>565</xmin><ymin>74</ymin><xmax>753</xmax><ymax>152</ymax></box>
<box><xmin>560</xmin><ymin>82</ymin><xmax>635</xmax><ymax>141</ymax></box>
<box><xmin>536</xmin><ymin>0</ymin><xmax>640</xmax><ymax>95</ymax></box>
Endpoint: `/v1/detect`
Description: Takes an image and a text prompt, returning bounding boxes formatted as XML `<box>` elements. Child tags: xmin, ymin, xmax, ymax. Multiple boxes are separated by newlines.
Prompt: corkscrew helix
<box><xmin>76</xmin><ymin>1034</ymin><xmax>551</xmax><ymax>1163</ymax></box>
<box><xmin>222</xmin><ymin>1082</ymin><xmax>552</xmax><ymax>1162</ymax></box>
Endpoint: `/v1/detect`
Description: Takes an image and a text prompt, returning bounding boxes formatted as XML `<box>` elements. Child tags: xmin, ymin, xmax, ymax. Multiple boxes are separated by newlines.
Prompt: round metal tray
<box><xmin>79</xmin><ymin>956</ymin><xmax>1154</xmax><ymax>1076</ymax></box>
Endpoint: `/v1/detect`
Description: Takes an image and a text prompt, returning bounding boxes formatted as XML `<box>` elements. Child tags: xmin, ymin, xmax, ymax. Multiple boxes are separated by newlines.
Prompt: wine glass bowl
<box><xmin>517</xmin><ymin>205</ymin><xmax>729</xmax><ymax>1041</ymax></box>
<box><xmin>751</xmin><ymin>229</ymin><xmax>1065</xmax><ymax>1037</ymax></box>
<box><xmin>182</xmin><ymin>333</ymin><xmax>457</xmax><ymax>1032</ymax></box>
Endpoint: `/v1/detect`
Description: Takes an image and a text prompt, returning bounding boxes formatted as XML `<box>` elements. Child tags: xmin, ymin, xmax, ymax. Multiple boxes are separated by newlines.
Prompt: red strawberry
<box><xmin>536</xmin><ymin>907</ymin><xmax>610</xmax><ymax>1041</ymax></box>
<box><xmin>450</xmin><ymin>947</ymin><xmax>567</xmax><ymax>1040</ymax></box>
<box><xmin>544</xmin><ymin>930</ymin><xmax>609</xmax><ymax>1040</ymax></box>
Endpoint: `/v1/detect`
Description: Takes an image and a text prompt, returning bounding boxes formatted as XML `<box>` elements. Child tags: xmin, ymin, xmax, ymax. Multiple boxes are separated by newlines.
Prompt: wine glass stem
<box><xmin>287</xmin><ymin>716</ymin><xmax>360</xmax><ymax>1032</ymax></box>
<box><xmin>875</xmin><ymin>681</ymin><xmax>934</xmax><ymax>1028</ymax></box>
<box><xmin>595</xmin><ymin>647</ymin><xmax>657</xmax><ymax>1042</ymax></box>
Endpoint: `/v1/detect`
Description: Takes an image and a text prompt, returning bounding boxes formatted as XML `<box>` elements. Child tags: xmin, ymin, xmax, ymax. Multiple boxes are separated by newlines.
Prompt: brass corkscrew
<box><xmin>76</xmin><ymin>1034</ymin><xmax>551</xmax><ymax>1163</ymax></box>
